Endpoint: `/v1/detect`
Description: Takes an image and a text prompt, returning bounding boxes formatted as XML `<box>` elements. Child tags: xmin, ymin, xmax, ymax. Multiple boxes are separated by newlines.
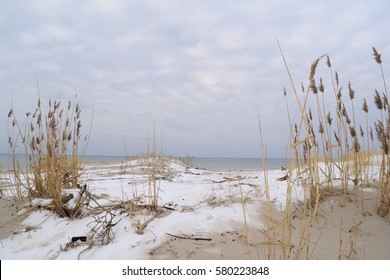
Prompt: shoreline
<box><xmin>0</xmin><ymin>154</ymin><xmax>290</xmax><ymax>172</ymax></box>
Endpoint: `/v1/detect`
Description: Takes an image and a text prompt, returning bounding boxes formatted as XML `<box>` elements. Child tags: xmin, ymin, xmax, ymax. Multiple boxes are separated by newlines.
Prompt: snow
<box><xmin>0</xmin><ymin>157</ymin><xmax>286</xmax><ymax>259</ymax></box>
<box><xmin>0</xmin><ymin>156</ymin><xmax>384</xmax><ymax>259</ymax></box>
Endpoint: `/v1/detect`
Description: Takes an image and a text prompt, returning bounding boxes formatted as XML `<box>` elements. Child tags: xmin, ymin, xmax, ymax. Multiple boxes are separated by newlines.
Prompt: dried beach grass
<box><xmin>372</xmin><ymin>47</ymin><xmax>390</xmax><ymax>217</ymax></box>
<box><xmin>7</xmin><ymin>94</ymin><xmax>89</xmax><ymax>218</ymax></box>
<box><xmin>258</xmin><ymin>42</ymin><xmax>389</xmax><ymax>259</ymax></box>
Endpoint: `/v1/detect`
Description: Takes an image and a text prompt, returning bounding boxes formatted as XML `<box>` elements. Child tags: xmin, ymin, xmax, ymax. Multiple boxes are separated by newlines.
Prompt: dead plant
<box><xmin>7</xmin><ymin>95</ymin><xmax>89</xmax><ymax>217</ymax></box>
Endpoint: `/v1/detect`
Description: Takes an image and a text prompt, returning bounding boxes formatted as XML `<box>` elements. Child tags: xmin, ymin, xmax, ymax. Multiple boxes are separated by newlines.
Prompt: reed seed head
<box><xmin>310</xmin><ymin>80</ymin><xmax>318</xmax><ymax>94</ymax></box>
<box><xmin>326</xmin><ymin>54</ymin><xmax>331</xmax><ymax>68</ymax></box>
<box><xmin>348</xmin><ymin>81</ymin><xmax>355</xmax><ymax>100</ymax></box>
<box><xmin>319</xmin><ymin>77</ymin><xmax>324</xmax><ymax>93</ymax></box>
<box><xmin>372</xmin><ymin>47</ymin><xmax>382</xmax><ymax>64</ymax></box>
<box><xmin>341</xmin><ymin>103</ymin><xmax>347</xmax><ymax>117</ymax></box>
<box><xmin>49</xmin><ymin>118</ymin><xmax>56</xmax><ymax>131</ymax></box>
<box><xmin>350</xmin><ymin>126</ymin><xmax>356</xmax><ymax>138</ymax></box>
<box><xmin>337</xmin><ymin>88</ymin><xmax>342</xmax><ymax>100</ymax></box>
<box><xmin>334</xmin><ymin>132</ymin><xmax>340</xmax><ymax>146</ymax></box>
<box><xmin>375</xmin><ymin>121</ymin><xmax>388</xmax><ymax>154</ymax></box>
<box><xmin>30</xmin><ymin>137</ymin><xmax>36</xmax><ymax>151</ymax></box>
<box><xmin>310</xmin><ymin>59</ymin><xmax>320</xmax><ymax>82</ymax></box>
<box><xmin>327</xmin><ymin>112</ymin><xmax>333</xmax><ymax>125</ymax></box>
<box><xmin>309</xmin><ymin>54</ymin><xmax>326</xmax><ymax>82</ymax></box>
<box><xmin>362</xmin><ymin>99</ymin><xmax>368</xmax><ymax>113</ymax></box>
<box><xmin>374</xmin><ymin>90</ymin><xmax>383</xmax><ymax>110</ymax></box>
<box><xmin>318</xmin><ymin>122</ymin><xmax>324</xmax><ymax>134</ymax></box>
<box><xmin>382</xmin><ymin>93</ymin><xmax>388</xmax><ymax>108</ymax></box>
<box><xmin>369</xmin><ymin>127</ymin><xmax>374</xmax><ymax>142</ymax></box>
<box><xmin>353</xmin><ymin>137</ymin><xmax>360</xmax><ymax>153</ymax></box>
<box><xmin>77</xmin><ymin>120</ymin><xmax>82</xmax><ymax>137</ymax></box>
<box><xmin>346</xmin><ymin>114</ymin><xmax>351</xmax><ymax>125</ymax></box>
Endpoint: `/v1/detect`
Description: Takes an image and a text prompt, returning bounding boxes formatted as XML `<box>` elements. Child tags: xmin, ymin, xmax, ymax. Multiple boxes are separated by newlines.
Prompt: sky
<box><xmin>1</xmin><ymin>0</ymin><xmax>390</xmax><ymax>158</ymax></box>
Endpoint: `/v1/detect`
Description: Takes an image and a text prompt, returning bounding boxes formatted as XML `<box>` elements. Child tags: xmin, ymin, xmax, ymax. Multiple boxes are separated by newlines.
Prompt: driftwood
<box><xmin>88</xmin><ymin>212</ymin><xmax>121</xmax><ymax>245</ymax></box>
<box><xmin>185</xmin><ymin>171</ymin><xmax>200</xmax><ymax>175</ymax></box>
<box><xmin>276</xmin><ymin>175</ymin><xmax>289</xmax><ymax>181</ymax></box>
<box><xmin>211</xmin><ymin>176</ymin><xmax>243</xmax><ymax>184</ymax></box>
<box><xmin>166</xmin><ymin>232</ymin><xmax>212</xmax><ymax>241</ymax></box>
<box><xmin>210</xmin><ymin>176</ymin><xmax>258</xmax><ymax>188</ymax></box>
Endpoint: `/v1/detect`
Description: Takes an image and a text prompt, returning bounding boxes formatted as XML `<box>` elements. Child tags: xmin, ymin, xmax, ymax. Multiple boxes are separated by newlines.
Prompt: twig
<box><xmin>166</xmin><ymin>232</ymin><xmax>212</xmax><ymax>241</ymax></box>
<box><xmin>211</xmin><ymin>176</ymin><xmax>245</xmax><ymax>184</ymax></box>
<box><xmin>78</xmin><ymin>244</ymin><xmax>93</xmax><ymax>260</ymax></box>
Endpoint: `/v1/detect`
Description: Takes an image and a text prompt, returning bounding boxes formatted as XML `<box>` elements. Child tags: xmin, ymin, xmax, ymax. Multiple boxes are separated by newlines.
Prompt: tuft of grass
<box><xmin>371</xmin><ymin>47</ymin><xmax>390</xmax><ymax>217</ymax></box>
<box><xmin>7</xmin><ymin>95</ymin><xmax>89</xmax><ymax>218</ymax></box>
<box><xmin>259</xmin><ymin>41</ymin><xmax>389</xmax><ymax>259</ymax></box>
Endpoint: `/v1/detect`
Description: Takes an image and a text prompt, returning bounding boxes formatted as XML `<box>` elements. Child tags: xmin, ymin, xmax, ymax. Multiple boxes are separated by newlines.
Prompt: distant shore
<box><xmin>0</xmin><ymin>153</ymin><xmax>290</xmax><ymax>171</ymax></box>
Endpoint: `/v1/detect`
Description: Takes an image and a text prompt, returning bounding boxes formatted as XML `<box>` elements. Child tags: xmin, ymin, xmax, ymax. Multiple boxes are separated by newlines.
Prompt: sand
<box><xmin>296</xmin><ymin>187</ymin><xmax>390</xmax><ymax>260</ymax></box>
<box><xmin>0</xmin><ymin>197</ymin><xmax>30</xmax><ymax>240</ymax></box>
<box><xmin>149</xmin><ymin>189</ymin><xmax>390</xmax><ymax>260</ymax></box>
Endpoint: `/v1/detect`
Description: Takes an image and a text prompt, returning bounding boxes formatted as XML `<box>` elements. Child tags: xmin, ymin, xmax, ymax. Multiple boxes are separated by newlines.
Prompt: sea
<box><xmin>0</xmin><ymin>153</ymin><xmax>290</xmax><ymax>172</ymax></box>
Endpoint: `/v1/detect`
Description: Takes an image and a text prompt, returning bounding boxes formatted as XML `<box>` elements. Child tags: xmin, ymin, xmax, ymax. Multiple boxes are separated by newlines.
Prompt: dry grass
<box><xmin>372</xmin><ymin>47</ymin><xmax>390</xmax><ymax>217</ymax></box>
<box><xmin>7</xmin><ymin>95</ymin><xmax>89</xmax><ymax>218</ymax></box>
<box><xmin>116</xmin><ymin>129</ymin><xmax>173</xmax><ymax>235</ymax></box>
<box><xmin>256</xmin><ymin>42</ymin><xmax>390</xmax><ymax>259</ymax></box>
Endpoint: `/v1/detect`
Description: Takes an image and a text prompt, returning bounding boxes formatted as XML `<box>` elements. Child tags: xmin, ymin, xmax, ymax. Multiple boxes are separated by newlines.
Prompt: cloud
<box><xmin>1</xmin><ymin>0</ymin><xmax>390</xmax><ymax>157</ymax></box>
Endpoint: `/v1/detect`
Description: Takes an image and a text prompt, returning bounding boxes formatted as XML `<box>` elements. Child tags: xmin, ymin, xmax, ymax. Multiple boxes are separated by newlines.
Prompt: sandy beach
<box><xmin>0</xmin><ymin>156</ymin><xmax>389</xmax><ymax>260</ymax></box>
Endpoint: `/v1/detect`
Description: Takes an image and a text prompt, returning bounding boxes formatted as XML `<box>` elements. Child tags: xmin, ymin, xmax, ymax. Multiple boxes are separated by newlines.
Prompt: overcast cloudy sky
<box><xmin>1</xmin><ymin>0</ymin><xmax>389</xmax><ymax>157</ymax></box>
